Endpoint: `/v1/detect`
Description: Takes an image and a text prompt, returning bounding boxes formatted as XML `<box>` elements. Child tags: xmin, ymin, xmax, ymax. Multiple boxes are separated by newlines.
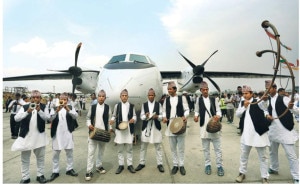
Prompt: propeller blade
<box><xmin>203</xmin><ymin>73</ymin><xmax>221</xmax><ymax>93</ymax></box>
<box><xmin>201</xmin><ymin>50</ymin><xmax>218</xmax><ymax>66</ymax></box>
<box><xmin>47</xmin><ymin>69</ymin><xmax>69</xmax><ymax>73</ymax></box>
<box><xmin>72</xmin><ymin>84</ymin><xmax>76</xmax><ymax>94</ymax></box>
<box><xmin>73</xmin><ymin>42</ymin><xmax>82</xmax><ymax>94</ymax></box>
<box><xmin>178</xmin><ymin>51</ymin><xmax>196</xmax><ymax>68</ymax></box>
<box><xmin>75</xmin><ymin>42</ymin><xmax>82</xmax><ymax>68</ymax></box>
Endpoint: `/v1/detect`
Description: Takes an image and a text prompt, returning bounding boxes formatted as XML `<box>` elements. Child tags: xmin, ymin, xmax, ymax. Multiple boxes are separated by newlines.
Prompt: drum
<box><xmin>170</xmin><ymin>117</ymin><xmax>186</xmax><ymax>135</ymax></box>
<box><xmin>119</xmin><ymin>122</ymin><xmax>128</xmax><ymax>130</ymax></box>
<box><xmin>206</xmin><ymin>117</ymin><xmax>222</xmax><ymax>133</ymax></box>
<box><xmin>89</xmin><ymin>128</ymin><xmax>111</xmax><ymax>142</ymax></box>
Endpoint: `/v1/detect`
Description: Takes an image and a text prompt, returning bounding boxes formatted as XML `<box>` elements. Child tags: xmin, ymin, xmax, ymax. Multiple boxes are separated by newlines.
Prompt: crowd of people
<box><xmin>6</xmin><ymin>80</ymin><xmax>299</xmax><ymax>184</ymax></box>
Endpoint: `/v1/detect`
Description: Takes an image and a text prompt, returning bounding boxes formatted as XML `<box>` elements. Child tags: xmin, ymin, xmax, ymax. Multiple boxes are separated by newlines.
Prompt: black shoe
<box><xmin>115</xmin><ymin>165</ymin><xmax>124</xmax><ymax>174</ymax></box>
<box><xmin>171</xmin><ymin>166</ymin><xmax>178</xmax><ymax>175</ymax></box>
<box><xmin>20</xmin><ymin>178</ymin><xmax>30</xmax><ymax>184</ymax></box>
<box><xmin>66</xmin><ymin>169</ymin><xmax>78</xmax><ymax>176</ymax></box>
<box><xmin>135</xmin><ymin>164</ymin><xmax>145</xmax><ymax>171</ymax></box>
<box><xmin>179</xmin><ymin>166</ymin><xmax>186</xmax><ymax>175</ymax></box>
<box><xmin>85</xmin><ymin>172</ymin><xmax>93</xmax><ymax>181</ymax></box>
<box><xmin>157</xmin><ymin>164</ymin><xmax>165</xmax><ymax>173</ymax></box>
<box><xmin>205</xmin><ymin>165</ymin><xmax>211</xmax><ymax>175</ymax></box>
<box><xmin>36</xmin><ymin>175</ymin><xmax>47</xmax><ymax>184</ymax></box>
<box><xmin>127</xmin><ymin>165</ymin><xmax>136</xmax><ymax>173</ymax></box>
<box><xmin>49</xmin><ymin>173</ymin><xmax>59</xmax><ymax>182</ymax></box>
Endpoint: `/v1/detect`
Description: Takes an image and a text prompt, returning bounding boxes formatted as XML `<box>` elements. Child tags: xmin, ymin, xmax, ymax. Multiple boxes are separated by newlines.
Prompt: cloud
<box><xmin>10</xmin><ymin>37</ymin><xmax>75</xmax><ymax>58</ymax></box>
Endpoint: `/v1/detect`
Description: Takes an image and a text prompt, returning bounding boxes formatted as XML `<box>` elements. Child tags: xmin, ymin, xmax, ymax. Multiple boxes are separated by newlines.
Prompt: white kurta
<box><xmin>140</xmin><ymin>101</ymin><xmax>163</xmax><ymax>143</ymax></box>
<box><xmin>162</xmin><ymin>95</ymin><xmax>190</xmax><ymax>136</ymax></box>
<box><xmin>86</xmin><ymin>103</ymin><xmax>110</xmax><ymax>129</ymax></box>
<box><xmin>235</xmin><ymin>98</ymin><xmax>270</xmax><ymax>147</ymax></box>
<box><xmin>194</xmin><ymin>96</ymin><xmax>222</xmax><ymax>139</ymax></box>
<box><xmin>12</xmin><ymin>108</ymin><xmax>49</xmax><ymax>151</ymax></box>
<box><xmin>268</xmin><ymin>94</ymin><xmax>298</xmax><ymax>144</ymax></box>
<box><xmin>51</xmin><ymin>108</ymin><xmax>78</xmax><ymax>150</ymax></box>
<box><xmin>111</xmin><ymin>102</ymin><xmax>137</xmax><ymax>144</ymax></box>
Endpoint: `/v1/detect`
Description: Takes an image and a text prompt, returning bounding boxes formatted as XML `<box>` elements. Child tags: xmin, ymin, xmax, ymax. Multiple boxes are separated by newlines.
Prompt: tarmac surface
<box><xmin>2</xmin><ymin>101</ymin><xmax>299</xmax><ymax>184</ymax></box>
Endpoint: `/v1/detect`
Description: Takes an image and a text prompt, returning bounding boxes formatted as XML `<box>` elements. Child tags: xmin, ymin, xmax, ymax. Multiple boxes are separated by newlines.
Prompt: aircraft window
<box><xmin>129</xmin><ymin>54</ymin><xmax>148</xmax><ymax>64</ymax></box>
<box><xmin>108</xmin><ymin>54</ymin><xmax>126</xmax><ymax>64</ymax></box>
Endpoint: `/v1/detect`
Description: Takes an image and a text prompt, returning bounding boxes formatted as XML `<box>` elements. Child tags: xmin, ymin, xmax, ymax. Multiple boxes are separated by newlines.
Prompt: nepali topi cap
<box><xmin>200</xmin><ymin>81</ymin><xmax>208</xmax><ymax>89</ymax></box>
<box><xmin>242</xmin><ymin>85</ymin><xmax>252</xmax><ymax>92</ymax></box>
<box><xmin>265</xmin><ymin>80</ymin><xmax>276</xmax><ymax>88</ymax></box>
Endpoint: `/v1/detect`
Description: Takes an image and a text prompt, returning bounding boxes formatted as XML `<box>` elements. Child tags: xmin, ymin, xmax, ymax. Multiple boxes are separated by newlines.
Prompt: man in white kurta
<box><xmin>110</xmin><ymin>89</ymin><xmax>137</xmax><ymax>174</ymax></box>
<box><xmin>135</xmin><ymin>88</ymin><xmax>164</xmax><ymax>173</ymax></box>
<box><xmin>85</xmin><ymin>90</ymin><xmax>112</xmax><ymax>181</ymax></box>
<box><xmin>194</xmin><ymin>81</ymin><xmax>223</xmax><ymax>177</ymax></box>
<box><xmin>49</xmin><ymin>93</ymin><xmax>78</xmax><ymax>182</ymax></box>
<box><xmin>8</xmin><ymin>93</ymin><xmax>26</xmax><ymax>139</ymax></box>
<box><xmin>264</xmin><ymin>80</ymin><xmax>299</xmax><ymax>184</ymax></box>
<box><xmin>12</xmin><ymin>90</ymin><xmax>49</xmax><ymax>184</ymax></box>
<box><xmin>235</xmin><ymin>85</ymin><xmax>270</xmax><ymax>183</ymax></box>
<box><xmin>162</xmin><ymin>81</ymin><xmax>189</xmax><ymax>176</ymax></box>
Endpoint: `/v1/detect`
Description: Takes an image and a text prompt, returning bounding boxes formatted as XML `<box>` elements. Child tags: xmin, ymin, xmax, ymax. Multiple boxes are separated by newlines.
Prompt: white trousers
<box><xmin>169</xmin><ymin>135</ymin><xmax>185</xmax><ymax>166</ymax></box>
<box><xmin>117</xmin><ymin>143</ymin><xmax>133</xmax><ymax>166</ymax></box>
<box><xmin>269</xmin><ymin>141</ymin><xmax>299</xmax><ymax>180</ymax></box>
<box><xmin>21</xmin><ymin>146</ymin><xmax>45</xmax><ymax>180</ymax></box>
<box><xmin>239</xmin><ymin>143</ymin><xmax>269</xmax><ymax>178</ymax></box>
<box><xmin>202</xmin><ymin>138</ymin><xmax>223</xmax><ymax>168</ymax></box>
<box><xmin>52</xmin><ymin>149</ymin><xmax>74</xmax><ymax>173</ymax></box>
<box><xmin>86</xmin><ymin>138</ymin><xmax>106</xmax><ymax>173</ymax></box>
<box><xmin>138</xmin><ymin>142</ymin><xmax>163</xmax><ymax>165</ymax></box>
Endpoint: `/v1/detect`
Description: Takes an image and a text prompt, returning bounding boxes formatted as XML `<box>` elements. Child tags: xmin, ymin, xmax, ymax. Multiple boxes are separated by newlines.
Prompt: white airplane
<box><xmin>3</xmin><ymin>42</ymin><xmax>290</xmax><ymax>135</ymax></box>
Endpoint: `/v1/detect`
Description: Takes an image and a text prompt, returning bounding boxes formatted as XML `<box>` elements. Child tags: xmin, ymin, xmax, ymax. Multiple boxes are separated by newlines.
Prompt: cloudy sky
<box><xmin>2</xmin><ymin>0</ymin><xmax>299</xmax><ymax>93</ymax></box>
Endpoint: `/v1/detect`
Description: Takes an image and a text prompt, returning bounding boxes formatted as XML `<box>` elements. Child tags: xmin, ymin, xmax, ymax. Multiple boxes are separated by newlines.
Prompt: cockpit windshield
<box><xmin>107</xmin><ymin>54</ymin><xmax>151</xmax><ymax>64</ymax></box>
<box><xmin>129</xmin><ymin>54</ymin><xmax>149</xmax><ymax>64</ymax></box>
<box><xmin>108</xmin><ymin>54</ymin><xmax>126</xmax><ymax>64</ymax></box>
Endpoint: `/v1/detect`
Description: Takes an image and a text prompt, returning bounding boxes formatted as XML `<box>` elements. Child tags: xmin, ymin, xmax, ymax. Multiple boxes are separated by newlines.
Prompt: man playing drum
<box><xmin>194</xmin><ymin>81</ymin><xmax>224</xmax><ymax>177</ymax></box>
<box><xmin>135</xmin><ymin>88</ymin><xmax>165</xmax><ymax>173</ymax></box>
<box><xmin>85</xmin><ymin>90</ymin><xmax>112</xmax><ymax>181</ymax></box>
<box><xmin>110</xmin><ymin>89</ymin><xmax>137</xmax><ymax>174</ymax></box>
<box><xmin>162</xmin><ymin>81</ymin><xmax>190</xmax><ymax>176</ymax></box>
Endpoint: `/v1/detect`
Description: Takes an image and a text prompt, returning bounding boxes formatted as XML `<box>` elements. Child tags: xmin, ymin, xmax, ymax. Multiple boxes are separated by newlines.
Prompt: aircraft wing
<box><xmin>160</xmin><ymin>71</ymin><xmax>182</xmax><ymax>78</ymax></box>
<box><xmin>160</xmin><ymin>71</ymin><xmax>290</xmax><ymax>78</ymax></box>
<box><xmin>204</xmin><ymin>71</ymin><xmax>291</xmax><ymax>78</ymax></box>
<box><xmin>3</xmin><ymin>73</ymin><xmax>72</xmax><ymax>81</ymax></box>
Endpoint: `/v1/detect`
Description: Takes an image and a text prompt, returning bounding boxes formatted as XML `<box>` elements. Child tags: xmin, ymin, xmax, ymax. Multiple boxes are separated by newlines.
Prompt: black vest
<box><xmin>268</xmin><ymin>95</ymin><xmax>294</xmax><ymax>131</ymax></box>
<box><xmin>165</xmin><ymin>96</ymin><xmax>184</xmax><ymax>125</ymax></box>
<box><xmin>239</xmin><ymin>99</ymin><xmax>269</xmax><ymax>136</ymax></box>
<box><xmin>19</xmin><ymin>103</ymin><xmax>46</xmax><ymax>138</ymax></box>
<box><xmin>51</xmin><ymin>105</ymin><xmax>75</xmax><ymax>138</ymax></box>
<box><xmin>198</xmin><ymin>96</ymin><xmax>216</xmax><ymax>127</ymax></box>
<box><xmin>142</xmin><ymin>101</ymin><xmax>161</xmax><ymax>131</ymax></box>
<box><xmin>90</xmin><ymin>103</ymin><xmax>109</xmax><ymax>133</ymax></box>
<box><xmin>115</xmin><ymin>102</ymin><xmax>135</xmax><ymax>134</ymax></box>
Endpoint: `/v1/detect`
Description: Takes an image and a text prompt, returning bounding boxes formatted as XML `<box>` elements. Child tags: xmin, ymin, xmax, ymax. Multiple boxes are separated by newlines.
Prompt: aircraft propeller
<box><xmin>178</xmin><ymin>50</ymin><xmax>221</xmax><ymax>92</ymax></box>
<box><xmin>70</xmin><ymin>42</ymin><xmax>83</xmax><ymax>94</ymax></box>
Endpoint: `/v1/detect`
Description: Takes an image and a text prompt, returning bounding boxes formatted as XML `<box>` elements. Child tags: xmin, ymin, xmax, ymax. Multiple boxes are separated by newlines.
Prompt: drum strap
<box><xmin>199</xmin><ymin>96</ymin><xmax>216</xmax><ymax>127</ymax></box>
